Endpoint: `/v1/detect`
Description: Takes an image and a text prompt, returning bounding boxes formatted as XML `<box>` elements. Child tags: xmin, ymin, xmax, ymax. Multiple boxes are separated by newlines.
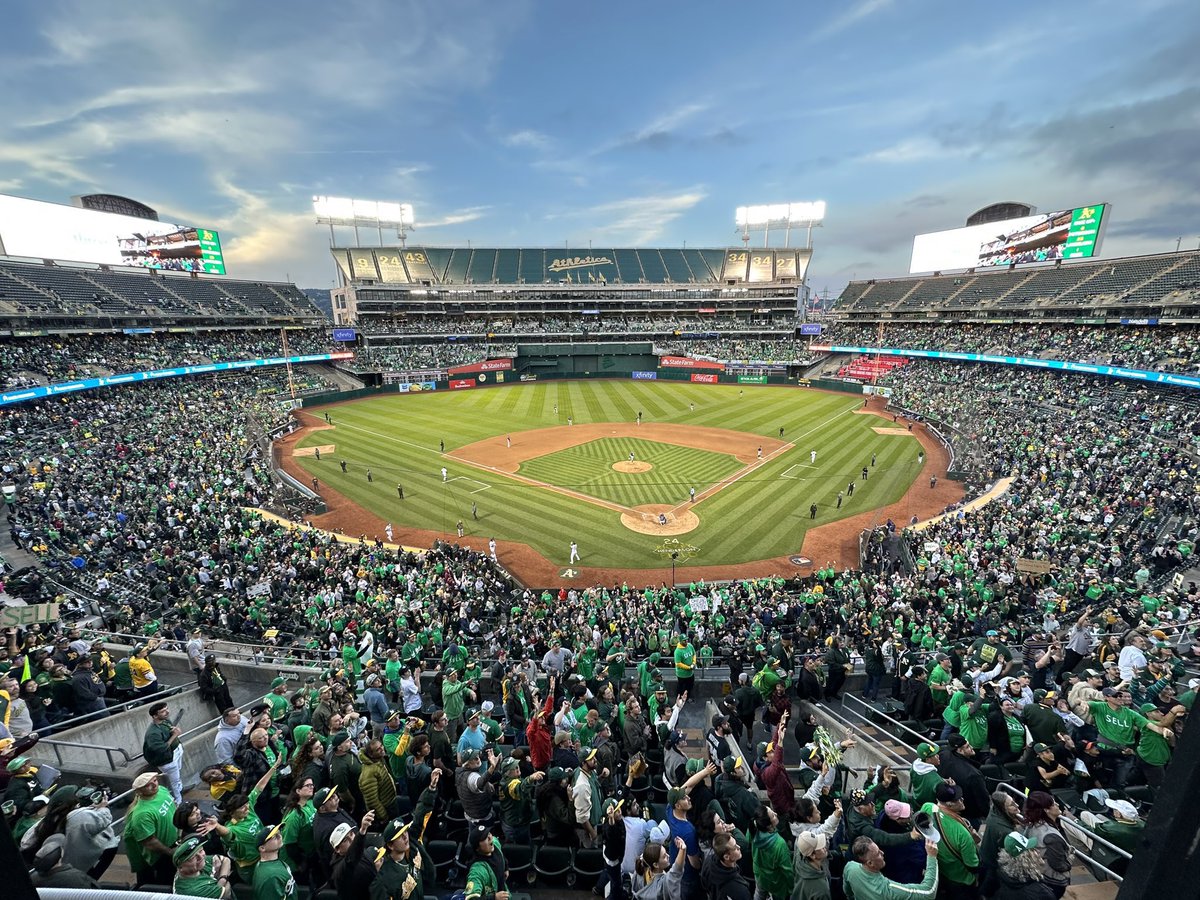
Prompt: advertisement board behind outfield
<box><xmin>690</xmin><ymin>373</ymin><xmax>718</xmax><ymax>384</ymax></box>
<box><xmin>449</xmin><ymin>379</ymin><xmax>475</xmax><ymax>390</ymax></box>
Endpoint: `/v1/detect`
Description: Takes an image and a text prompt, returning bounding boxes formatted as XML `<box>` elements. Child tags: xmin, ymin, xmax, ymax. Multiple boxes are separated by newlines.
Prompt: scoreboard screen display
<box><xmin>0</xmin><ymin>193</ymin><xmax>226</xmax><ymax>273</ymax></box>
<box><xmin>911</xmin><ymin>203</ymin><xmax>1108</xmax><ymax>273</ymax></box>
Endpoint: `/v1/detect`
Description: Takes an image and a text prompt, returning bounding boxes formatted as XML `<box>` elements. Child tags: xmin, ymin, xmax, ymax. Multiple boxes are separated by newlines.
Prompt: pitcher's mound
<box><xmin>621</xmin><ymin>504</ymin><xmax>700</xmax><ymax>535</ymax></box>
<box><xmin>613</xmin><ymin>460</ymin><xmax>653</xmax><ymax>473</ymax></box>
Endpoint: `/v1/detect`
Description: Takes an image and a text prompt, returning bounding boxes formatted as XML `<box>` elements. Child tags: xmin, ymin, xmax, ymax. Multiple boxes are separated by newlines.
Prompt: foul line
<box><xmin>666</xmin><ymin>405</ymin><xmax>858</xmax><ymax>515</ymax></box>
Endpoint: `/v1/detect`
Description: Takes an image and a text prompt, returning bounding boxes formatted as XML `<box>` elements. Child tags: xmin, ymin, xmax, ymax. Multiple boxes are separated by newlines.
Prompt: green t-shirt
<box><xmin>173</xmin><ymin>858</ymin><xmax>224</xmax><ymax>898</ymax></box>
<box><xmin>1088</xmin><ymin>701</ymin><xmax>1149</xmax><ymax>750</ymax></box>
<box><xmin>1003</xmin><ymin>715</ymin><xmax>1026</xmax><ymax>751</ymax></box>
<box><xmin>123</xmin><ymin>786</ymin><xmax>179</xmax><ymax>872</ymax></box>
<box><xmin>1136</xmin><ymin>724</ymin><xmax>1171</xmax><ymax>766</ymax></box>
<box><xmin>928</xmin><ymin>665</ymin><xmax>952</xmax><ymax>709</ymax></box>
<box><xmin>266</xmin><ymin>692</ymin><xmax>289</xmax><ymax>723</ymax></box>
<box><xmin>224</xmin><ymin>788</ymin><xmax>265</xmax><ymax>872</ymax></box>
<box><xmin>674</xmin><ymin>645</ymin><xmax>696</xmax><ymax>678</ymax></box>
<box><xmin>280</xmin><ymin>800</ymin><xmax>316</xmax><ymax>863</ymax></box>
<box><xmin>252</xmin><ymin>857</ymin><xmax>297</xmax><ymax>900</ymax></box>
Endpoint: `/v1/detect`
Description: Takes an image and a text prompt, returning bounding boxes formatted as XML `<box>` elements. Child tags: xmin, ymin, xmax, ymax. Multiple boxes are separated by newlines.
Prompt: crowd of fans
<box><xmin>0</xmin><ymin>343</ymin><xmax>1197</xmax><ymax>897</ymax></box>
<box><xmin>821</xmin><ymin>323</ymin><xmax>1200</xmax><ymax>374</ymax></box>
<box><xmin>0</xmin><ymin>329</ymin><xmax>333</xmax><ymax>390</ymax></box>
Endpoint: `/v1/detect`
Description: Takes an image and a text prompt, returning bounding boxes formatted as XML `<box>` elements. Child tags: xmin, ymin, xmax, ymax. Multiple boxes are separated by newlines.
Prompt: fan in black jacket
<box><xmin>937</xmin><ymin>736</ymin><xmax>990</xmax><ymax>822</ymax></box>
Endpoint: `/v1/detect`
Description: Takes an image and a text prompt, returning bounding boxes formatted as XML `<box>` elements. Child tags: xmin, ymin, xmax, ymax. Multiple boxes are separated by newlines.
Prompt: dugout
<box><xmin>514</xmin><ymin>341</ymin><xmax>656</xmax><ymax>376</ymax></box>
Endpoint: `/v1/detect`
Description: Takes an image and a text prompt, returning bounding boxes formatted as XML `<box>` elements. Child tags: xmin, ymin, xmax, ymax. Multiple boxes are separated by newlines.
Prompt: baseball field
<box><xmin>281</xmin><ymin>381</ymin><xmax>956</xmax><ymax>583</ymax></box>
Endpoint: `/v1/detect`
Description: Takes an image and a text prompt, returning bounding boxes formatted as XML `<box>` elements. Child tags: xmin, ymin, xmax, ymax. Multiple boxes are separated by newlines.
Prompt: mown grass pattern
<box><xmin>294</xmin><ymin>381</ymin><xmax>923</xmax><ymax>569</ymax></box>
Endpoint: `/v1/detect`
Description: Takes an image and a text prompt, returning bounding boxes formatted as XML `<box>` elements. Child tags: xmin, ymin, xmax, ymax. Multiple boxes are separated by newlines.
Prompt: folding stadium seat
<box><xmin>505</xmin><ymin>842</ymin><xmax>537</xmax><ymax>885</ymax></box>
<box><xmin>532</xmin><ymin>844</ymin><xmax>574</xmax><ymax>886</ymax></box>
<box><xmin>426</xmin><ymin>839</ymin><xmax>461</xmax><ymax>885</ymax></box>
<box><xmin>979</xmin><ymin>762</ymin><xmax>1009</xmax><ymax>792</ymax></box>
<box><xmin>573</xmin><ymin>847</ymin><xmax>606</xmax><ymax>885</ymax></box>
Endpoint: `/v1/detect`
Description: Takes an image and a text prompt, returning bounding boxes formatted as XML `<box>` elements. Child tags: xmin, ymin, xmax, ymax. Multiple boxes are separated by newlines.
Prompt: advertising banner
<box><xmin>332</xmin><ymin>327</ymin><xmax>357</xmax><ymax>342</ymax></box>
<box><xmin>519</xmin><ymin>374</ymin><xmax>538</xmax><ymax>382</ymax></box>
<box><xmin>690</xmin><ymin>373</ymin><xmax>718</xmax><ymax>384</ymax></box>
<box><xmin>737</xmin><ymin>375</ymin><xmax>768</xmax><ymax>384</ymax></box>
<box><xmin>799</xmin><ymin>323</ymin><xmax>823</xmax><ymax>335</ymax></box>
<box><xmin>397</xmin><ymin>381</ymin><xmax>437</xmax><ymax>393</ymax></box>
<box><xmin>660</xmin><ymin>356</ymin><xmax>725</xmax><ymax>371</ymax></box>
<box><xmin>447</xmin><ymin>358</ymin><xmax>514</xmax><ymax>376</ymax></box>
<box><xmin>0</xmin><ymin>352</ymin><xmax>355</xmax><ymax>408</ymax></box>
<box><xmin>632</xmin><ymin>371</ymin><xmax>658</xmax><ymax>380</ymax></box>
<box><xmin>824</xmin><ymin>345</ymin><xmax>1200</xmax><ymax>391</ymax></box>
<box><xmin>449</xmin><ymin>379</ymin><xmax>475</xmax><ymax>390</ymax></box>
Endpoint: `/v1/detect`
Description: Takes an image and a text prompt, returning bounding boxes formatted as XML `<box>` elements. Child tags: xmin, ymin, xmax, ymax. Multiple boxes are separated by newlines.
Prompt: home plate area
<box><xmin>620</xmin><ymin>503</ymin><xmax>700</xmax><ymax>535</ymax></box>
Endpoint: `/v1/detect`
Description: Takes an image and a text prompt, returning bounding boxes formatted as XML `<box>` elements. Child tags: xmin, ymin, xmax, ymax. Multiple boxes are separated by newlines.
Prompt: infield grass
<box><xmin>294</xmin><ymin>381</ymin><xmax>923</xmax><ymax>570</ymax></box>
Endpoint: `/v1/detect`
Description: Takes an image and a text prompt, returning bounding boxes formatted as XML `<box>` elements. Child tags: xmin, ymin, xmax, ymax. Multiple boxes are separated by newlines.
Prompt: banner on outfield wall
<box><xmin>520</xmin><ymin>374</ymin><xmax>538</xmax><ymax>382</ymax></box>
<box><xmin>737</xmin><ymin>375</ymin><xmax>768</xmax><ymax>384</ymax></box>
<box><xmin>799</xmin><ymin>323</ymin><xmax>823</xmax><ymax>335</ymax></box>
<box><xmin>397</xmin><ymin>381</ymin><xmax>437</xmax><ymax>393</ymax></box>
<box><xmin>690</xmin><ymin>373</ymin><xmax>718</xmax><ymax>384</ymax></box>
<box><xmin>632</xmin><ymin>371</ymin><xmax>657</xmax><ymax>380</ymax></box>
<box><xmin>820</xmin><ymin>345</ymin><xmax>1200</xmax><ymax>391</ymax></box>
<box><xmin>476</xmin><ymin>371</ymin><xmax>505</xmax><ymax>384</ymax></box>
<box><xmin>660</xmin><ymin>356</ymin><xmax>725</xmax><ymax>371</ymax></box>
<box><xmin>447</xmin><ymin>358</ymin><xmax>513</xmax><ymax>376</ymax></box>
<box><xmin>449</xmin><ymin>379</ymin><xmax>475</xmax><ymax>390</ymax></box>
<box><xmin>0</xmin><ymin>353</ymin><xmax>355</xmax><ymax>408</ymax></box>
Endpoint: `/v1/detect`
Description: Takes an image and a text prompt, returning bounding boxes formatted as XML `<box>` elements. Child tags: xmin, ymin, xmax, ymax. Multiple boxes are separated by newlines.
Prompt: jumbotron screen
<box><xmin>0</xmin><ymin>194</ymin><xmax>226</xmax><ymax>274</ymax></box>
<box><xmin>909</xmin><ymin>203</ymin><xmax>1107</xmax><ymax>273</ymax></box>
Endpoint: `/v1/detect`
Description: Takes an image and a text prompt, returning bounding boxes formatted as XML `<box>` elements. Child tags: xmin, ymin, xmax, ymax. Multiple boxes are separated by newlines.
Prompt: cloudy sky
<box><xmin>1</xmin><ymin>0</ymin><xmax>1198</xmax><ymax>298</ymax></box>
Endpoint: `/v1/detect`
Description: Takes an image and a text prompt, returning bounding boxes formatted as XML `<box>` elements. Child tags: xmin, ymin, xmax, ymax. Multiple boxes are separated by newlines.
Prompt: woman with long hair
<box><xmin>535</xmin><ymin>767</ymin><xmax>577</xmax><ymax>848</ymax></box>
<box><xmin>1022</xmin><ymin>792</ymin><xmax>1072</xmax><ymax>899</ymax></box>
<box><xmin>995</xmin><ymin>833</ymin><xmax>1056</xmax><ymax>900</ymax></box>
<box><xmin>22</xmin><ymin>787</ymin><xmax>77</xmax><ymax>860</ymax></box>
<box><xmin>290</xmin><ymin>732</ymin><xmax>328</xmax><ymax>792</ymax></box>
<box><xmin>631</xmin><ymin>838</ymin><xmax>686</xmax><ymax>900</ymax></box>
<box><xmin>980</xmin><ymin>790</ymin><xmax>1025</xmax><ymax>896</ymax></box>
<box><xmin>279</xmin><ymin>775</ymin><xmax>317</xmax><ymax>877</ymax></box>
<box><xmin>206</xmin><ymin>756</ymin><xmax>280</xmax><ymax>881</ymax></box>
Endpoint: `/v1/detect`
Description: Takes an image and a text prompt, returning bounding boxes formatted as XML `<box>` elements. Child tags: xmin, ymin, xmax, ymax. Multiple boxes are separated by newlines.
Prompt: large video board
<box><xmin>910</xmin><ymin>204</ymin><xmax>1107</xmax><ymax>273</ymax></box>
<box><xmin>0</xmin><ymin>194</ymin><xmax>226</xmax><ymax>274</ymax></box>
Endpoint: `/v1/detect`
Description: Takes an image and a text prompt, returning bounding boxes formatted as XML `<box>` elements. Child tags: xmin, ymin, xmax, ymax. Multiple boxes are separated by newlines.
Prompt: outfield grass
<box><xmin>294</xmin><ymin>381</ymin><xmax>922</xmax><ymax>569</ymax></box>
<box><xmin>519</xmin><ymin>437</ymin><xmax>743</xmax><ymax>508</ymax></box>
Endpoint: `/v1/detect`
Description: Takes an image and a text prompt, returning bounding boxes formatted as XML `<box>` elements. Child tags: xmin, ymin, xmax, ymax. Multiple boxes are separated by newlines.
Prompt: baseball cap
<box><xmin>848</xmin><ymin>789</ymin><xmax>870</xmax><ymax>807</ymax></box>
<box><xmin>270</xmin><ymin>676</ymin><xmax>287</xmax><ymax>689</ymax></box>
<box><xmin>947</xmin><ymin>734</ymin><xmax>968</xmax><ymax>749</ymax></box>
<box><xmin>383</xmin><ymin>817</ymin><xmax>412</xmax><ymax>844</ymax></box>
<box><xmin>460</xmin><ymin>748</ymin><xmax>481</xmax><ymax>764</ymax></box>
<box><xmin>665</xmin><ymin>729</ymin><xmax>684</xmax><ymax>748</ymax></box>
<box><xmin>257</xmin><ymin>823</ymin><xmax>283</xmax><ymax>847</ymax></box>
<box><xmin>722</xmin><ymin>756</ymin><xmax>744</xmax><ymax>775</ymax></box>
<box><xmin>685</xmin><ymin>758</ymin><xmax>705</xmax><ymax>776</ymax></box>
<box><xmin>465</xmin><ymin>706</ymin><xmax>481</xmax><ymax>721</ymax></box>
<box><xmin>936</xmin><ymin>782</ymin><xmax>963</xmax><ymax>803</ymax></box>
<box><xmin>173</xmin><ymin>836</ymin><xmax>205</xmax><ymax>867</ymax></box>
<box><xmin>884</xmin><ymin>799</ymin><xmax>912</xmax><ymax>820</ymax></box>
<box><xmin>1033</xmin><ymin>742</ymin><xmax>1051</xmax><ymax>753</ymax></box>
<box><xmin>602</xmin><ymin>797</ymin><xmax>624</xmax><ymax>816</ymax></box>
<box><xmin>711</xmin><ymin>713</ymin><xmax>729</xmax><ymax>728</ymax></box>
<box><xmin>481</xmin><ymin>700</ymin><xmax>494</xmax><ymax>714</ymax></box>
<box><xmin>1105</xmin><ymin>799</ymin><xmax>1139</xmax><ymax>821</ymax></box>
<box><xmin>796</xmin><ymin>831</ymin><xmax>828</xmax><ymax>858</ymax></box>
<box><xmin>1083</xmin><ymin>669</ymin><xmax>1102</xmax><ymax>679</ymax></box>
<box><xmin>314</xmin><ymin>787</ymin><xmax>336</xmax><ymax>808</ymax></box>
<box><xmin>329</xmin><ymin>822</ymin><xmax>354</xmax><ymax>848</ymax></box>
<box><xmin>986</xmin><ymin>630</ymin><xmax>999</xmax><ymax>637</ymax></box>
<box><xmin>667</xmin><ymin>787</ymin><xmax>688</xmax><ymax>807</ymax></box>
<box><xmin>917</xmin><ymin>742</ymin><xmax>940</xmax><ymax>760</ymax></box>
<box><xmin>648</xmin><ymin>820</ymin><xmax>671</xmax><ymax>844</ymax></box>
<box><xmin>1043</xmin><ymin>690</ymin><xmax>1058</xmax><ymax>701</ymax></box>
<box><xmin>546</xmin><ymin>767</ymin><xmax>568</xmax><ymax>782</ymax></box>
<box><xmin>1003</xmin><ymin>833</ymin><xmax>1038</xmax><ymax>857</ymax></box>
<box><xmin>583</xmin><ymin>747</ymin><xmax>599</xmax><ymax>764</ymax></box>
<box><xmin>1102</xmin><ymin>687</ymin><xmax>1120</xmax><ymax>698</ymax></box>
<box><xmin>1187</xmin><ymin>678</ymin><xmax>1200</xmax><ymax>690</ymax></box>
<box><xmin>330</xmin><ymin>731</ymin><xmax>351</xmax><ymax>748</ymax></box>
<box><xmin>469</xmin><ymin>823</ymin><xmax>492</xmax><ymax>848</ymax></box>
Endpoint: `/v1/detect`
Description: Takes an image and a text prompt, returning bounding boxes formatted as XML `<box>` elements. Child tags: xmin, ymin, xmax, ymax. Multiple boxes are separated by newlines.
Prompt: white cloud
<box><xmin>813</xmin><ymin>0</ymin><xmax>894</xmax><ymax>39</ymax></box>
<box><xmin>418</xmin><ymin>206</ymin><xmax>491</xmax><ymax>228</ymax></box>
<box><xmin>503</xmin><ymin>130</ymin><xmax>551</xmax><ymax>150</ymax></box>
<box><xmin>552</xmin><ymin>189</ymin><xmax>708</xmax><ymax>244</ymax></box>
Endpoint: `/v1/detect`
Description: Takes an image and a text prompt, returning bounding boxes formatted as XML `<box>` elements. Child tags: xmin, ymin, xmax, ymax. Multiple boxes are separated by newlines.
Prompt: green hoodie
<box><xmin>791</xmin><ymin>855</ymin><xmax>831</xmax><ymax>900</ymax></box>
<box><xmin>752</xmin><ymin>830</ymin><xmax>793</xmax><ymax>900</ymax></box>
<box><xmin>908</xmin><ymin>761</ymin><xmax>944</xmax><ymax>807</ymax></box>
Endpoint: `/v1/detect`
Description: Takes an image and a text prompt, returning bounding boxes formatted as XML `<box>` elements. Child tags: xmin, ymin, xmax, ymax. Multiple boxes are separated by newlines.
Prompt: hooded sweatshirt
<box><xmin>751</xmin><ymin>829</ymin><xmax>793</xmax><ymax>900</ymax></box>
<box><xmin>214</xmin><ymin>717</ymin><xmax>245</xmax><ymax>765</ymax></box>
<box><xmin>700</xmin><ymin>849</ymin><xmax>752</xmax><ymax>900</ymax></box>
<box><xmin>908</xmin><ymin>761</ymin><xmax>944</xmax><ymax>806</ymax></box>
<box><xmin>63</xmin><ymin>804</ymin><xmax>118</xmax><ymax>873</ymax></box>
<box><xmin>791</xmin><ymin>856</ymin><xmax>832</xmax><ymax>900</ymax></box>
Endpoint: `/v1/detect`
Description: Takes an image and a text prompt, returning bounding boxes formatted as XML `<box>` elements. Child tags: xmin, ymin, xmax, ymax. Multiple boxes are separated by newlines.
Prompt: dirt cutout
<box><xmin>612</xmin><ymin>460</ymin><xmax>653</xmax><ymax>473</ymax></box>
<box><xmin>620</xmin><ymin>504</ymin><xmax>700</xmax><ymax>535</ymax></box>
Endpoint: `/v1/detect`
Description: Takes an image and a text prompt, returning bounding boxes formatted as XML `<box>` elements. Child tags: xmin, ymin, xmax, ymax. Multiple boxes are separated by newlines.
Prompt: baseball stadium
<box><xmin>1</xmin><ymin>5</ymin><xmax>1199</xmax><ymax>900</ymax></box>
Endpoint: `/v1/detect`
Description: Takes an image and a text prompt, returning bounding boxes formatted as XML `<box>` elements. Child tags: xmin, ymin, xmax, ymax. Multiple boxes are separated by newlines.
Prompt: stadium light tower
<box><xmin>735</xmin><ymin>201</ymin><xmax>826</xmax><ymax>249</ymax></box>
<box><xmin>313</xmin><ymin>196</ymin><xmax>416</xmax><ymax>247</ymax></box>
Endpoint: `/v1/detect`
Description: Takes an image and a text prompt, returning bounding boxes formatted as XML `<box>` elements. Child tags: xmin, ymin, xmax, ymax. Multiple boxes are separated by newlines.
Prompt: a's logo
<box><xmin>1079</xmin><ymin>207</ymin><xmax>1095</xmax><ymax>218</ymax></box>
<box><xmin>547</xmin><ymin>255</ymin><xmax>613</xmax><ymax>272</ymax></box>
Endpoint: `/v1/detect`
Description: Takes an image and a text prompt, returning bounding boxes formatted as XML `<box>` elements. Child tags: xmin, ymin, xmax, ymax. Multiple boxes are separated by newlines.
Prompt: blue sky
<box><xmin>1</xmin><ymin>0</ymin><xmax>1198</xmax><ymax>298</ymax></box>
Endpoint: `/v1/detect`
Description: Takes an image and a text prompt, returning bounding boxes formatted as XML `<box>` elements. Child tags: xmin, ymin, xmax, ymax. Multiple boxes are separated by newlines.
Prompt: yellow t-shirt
<box><xmin>129</xmin><ymin>657</ymin><xmax>157</xmax><ymax>689</ymax></box>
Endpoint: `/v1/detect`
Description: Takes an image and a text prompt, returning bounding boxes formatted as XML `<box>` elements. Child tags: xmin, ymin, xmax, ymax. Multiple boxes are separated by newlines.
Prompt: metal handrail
<box><xmin>841</xmin><ymin>694</ymin><xmax>931</xmax><ymax>748</ymax></box>
<box><xmin>817</xmin><ymin>700</ymin><xmax>909</xmax><ymax>769</ymax></box>
<box><xmin>994</xmin><ymin>782</ymin><xmax>1128</xmax><ymax>883</ymax></box>
<box><xmin>36</xmin><ymin>737</ymin><xmax>135</xmax><ymax>771</ymax></box>
<box><xmin>45</xmin><ymin>683</ymin><xmax>192</xmax><ymax>734</ymax></box>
